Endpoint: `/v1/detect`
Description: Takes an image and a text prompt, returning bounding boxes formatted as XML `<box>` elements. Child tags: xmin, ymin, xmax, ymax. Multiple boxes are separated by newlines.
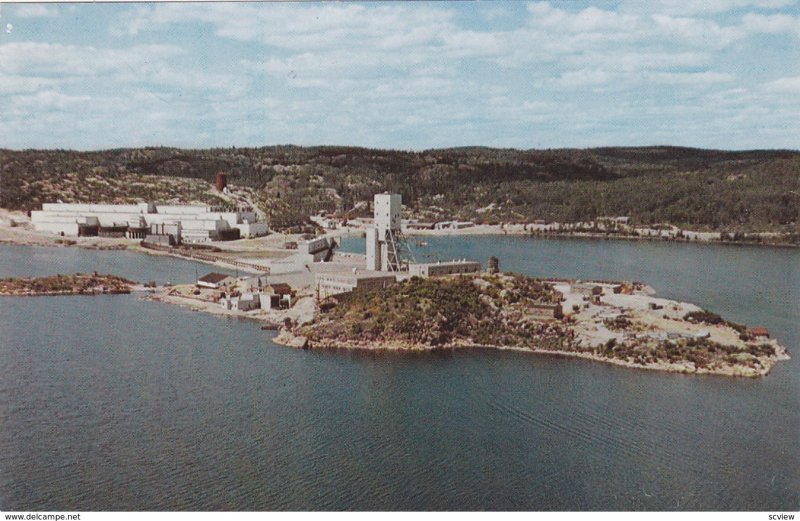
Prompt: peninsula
<box><xmin>275</xmin><ymin>273</ymin><xmax>789</xmax><ymax>378</ymax></box>
<box><xmin>0</xmin><ymin>273</ymin><xmax>134</xmax><ymax>297</ymax></box>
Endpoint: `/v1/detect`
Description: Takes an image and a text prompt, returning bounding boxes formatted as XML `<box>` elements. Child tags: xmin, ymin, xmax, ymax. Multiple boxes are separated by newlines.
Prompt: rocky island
<box><xmin>275</xmin><ymin>273</ymin><xmax>790</xmax><ymax>378</ymax></box>
<box><xmin>2</xmin><ymin>267</ymin><xmax>787</xmax><ymax>378</ymax></box>
<box><xmin>0</xmin><ymin>273</ymin><xmax>134</xmax><ymax>297</ymax></box>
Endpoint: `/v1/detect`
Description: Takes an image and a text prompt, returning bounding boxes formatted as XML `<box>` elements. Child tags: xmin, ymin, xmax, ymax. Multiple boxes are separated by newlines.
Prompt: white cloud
<box><xmin>3</xmin><ymin>2</ymin><xmax>800</xmax><ymax>149</ymax></box>
<box><xmin>0</xmin><ymin>75</ymin><xmax>59</xmax><ymax>94</ymax></box>
<box><xmin>620</xmin><ymin>0</ymin><xmax>797</xmax><ymax>15</ymax></box>
<box><xmin>527</xmin><ymin>3</ymin><xmax>637</xmax><ymax>32</ymax></box>
<box><xmin>553</xmin><ymin>68</ymin><xmax>734</xmax><ymax>90</ymax></box>
<box><xmin>741</xmin><ymin>12</ymin><xmax>800</xmax><ymax>35</ymax></box>
<box><xmin>113</xmin><ymin>2</ymin><xmax>749</xmax><ymax>91</ymax></box>
<box><xmin>11</xmin><ymin>90</ymin><xmax>91</xmax><ymax>112</ymax></box>
<box><xmin>0</xmin><ymin>42</ymin><xmax>184</xmax><ymax>76</ymax></box>
<box><xmin>565</xmin><ymin>51</ymin><xmax>711</xmax><ymax>72</ymax></box>
<box><xmin>764</xmin><ymin>75</ymin><xmax>800</xmax><ymax>91</ymax></box>
<box><xmin>558</xmin><ymin>68</ymin><xmax>614</xmax><ymax>87</ymax></box>
<box><xmin>645</xmin><ymin>71</ymin><xmax>735</xmax><ymax>84</ymax></box>
<box><xmin>10</xmin><ymin>4</ymin><xmax>58</xmax><ymax>18</ymax></box>
<box><xmin>651</xmin><ymin>14</ymin><xmax>744</xmax><ymax>48</ymax></box>
<box><xmin>116</xmin><ymin>3</ymin><xmax>455</xmax><ymax>51</ymax></box>
<box><xmin>0</xmin><ymin>41</ymin><xmax>244</xmax><ymax>98</ymax></box>
<box><xmin>440</xmin><ymin>30</ymin><xmax>504</xmax><ymax>58</ymax></box>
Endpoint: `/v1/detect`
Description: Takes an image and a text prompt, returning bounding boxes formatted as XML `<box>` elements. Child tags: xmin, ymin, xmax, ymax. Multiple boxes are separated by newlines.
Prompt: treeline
<box><xmin>1</xmin><ymin>145</ymin><xmax>798</xmax><ymax>233</ymax></box>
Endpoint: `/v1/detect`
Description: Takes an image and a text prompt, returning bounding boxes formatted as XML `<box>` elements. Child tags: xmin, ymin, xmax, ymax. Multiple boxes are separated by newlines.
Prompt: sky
<box><xmin>1</xmin><ymin>1</ymin><xmax>799</xmax><ymax>151</ymax></box>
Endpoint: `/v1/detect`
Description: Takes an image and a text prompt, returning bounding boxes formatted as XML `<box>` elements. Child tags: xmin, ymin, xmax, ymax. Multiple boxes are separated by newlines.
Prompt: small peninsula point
<box><xmin>275</xmin><ymin>273</ymin><xmax>789</xmax><ymax>378</ymax></box>
<box><xmin>0</xmin><ymin>273</ymin><xmax>134</xmax><ymax>297</ymax></box>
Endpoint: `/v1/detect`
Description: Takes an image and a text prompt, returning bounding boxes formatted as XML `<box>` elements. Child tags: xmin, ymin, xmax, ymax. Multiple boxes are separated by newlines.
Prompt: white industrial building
<box><xmin>219</xmin><ymin>282</ymin><xmax>293</xmax><ymax>311</ymax></box>
<box><xmin>30</xmin><ymin>202</ymin><xmax>268</xmax><ymax>243</ymax></box>
<box><xmin>316</xmin><ymin>271</ymin><xmax>397</xmax><ymax>299</ymax></box>
<box><xmin>407</xmin><ymin>260</ymin><xmax>481</xmax><ymax>277</ymax></box>
<box><xmin>366</xmin><ymin>193</ymin><xmax>413</xmax><ymax>272</ymax></box>
<box><xmin>221</xmin><ymin>293</ymin><xmax>260</xmax><ymax>312</ymax></box>
<box><xmin>298</xmin><ymin>236</ymin><xmax>339</xmax><ymax>262</ymax></box>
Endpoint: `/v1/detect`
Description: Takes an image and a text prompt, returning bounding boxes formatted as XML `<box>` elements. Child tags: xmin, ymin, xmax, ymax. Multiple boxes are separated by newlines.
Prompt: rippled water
<box><xmin>0</xmin><ymin>240</ymin><xmax>798</xmax><ymax>510</ymax></box>
<box><xmin>0</xmin><ymin>245</ymin><xmax>238</xmax><ymax>285</ymax></box>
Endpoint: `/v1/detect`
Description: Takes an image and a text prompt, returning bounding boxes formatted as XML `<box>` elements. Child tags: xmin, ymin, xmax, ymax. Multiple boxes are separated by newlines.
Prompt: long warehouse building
<box><xmin>30</xmin><ymin>202</ymin><xmax>269</xmax><ymax>242</ymax></box>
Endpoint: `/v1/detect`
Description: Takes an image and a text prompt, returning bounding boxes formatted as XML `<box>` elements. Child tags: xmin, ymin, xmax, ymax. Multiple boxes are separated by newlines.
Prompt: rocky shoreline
<box><xmin>0</xmin><ymin>273</ymin><xmax>134</xmax><ymax>297</ymax></box>
<box><xmin>273</xmin><ymin>331</ymin><xmax>789</xmax><ymax>378</ymax></box>
<box><xmin>274</xmin><ymin>274</ymin><xmax>790</xmax><ymax>378</ymax></box>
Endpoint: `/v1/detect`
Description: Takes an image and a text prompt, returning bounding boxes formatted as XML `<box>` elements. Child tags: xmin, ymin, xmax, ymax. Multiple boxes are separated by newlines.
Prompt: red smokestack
<box><xmin>215</xmin><ymin>172</ymin><xmax>228</xmax><ymax>192</ymax></box>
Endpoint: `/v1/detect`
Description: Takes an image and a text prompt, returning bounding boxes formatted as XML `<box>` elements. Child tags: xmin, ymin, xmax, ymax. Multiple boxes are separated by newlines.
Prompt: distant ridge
<box><xmin>2</xmin><ymin>146</ymin><xmax>798</xmax><ymax>234</ymax></box>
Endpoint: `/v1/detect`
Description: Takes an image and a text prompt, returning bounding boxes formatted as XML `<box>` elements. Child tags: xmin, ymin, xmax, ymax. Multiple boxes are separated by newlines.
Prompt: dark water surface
<box><xmin>0</xmin><ymin>245</ymin><xmax>237</xmax><ymax>284</ymax></box>
<box><xmin>1</xmin><ymin>239</ymin><xmax>798</xmax><ymax>510</ymax></box>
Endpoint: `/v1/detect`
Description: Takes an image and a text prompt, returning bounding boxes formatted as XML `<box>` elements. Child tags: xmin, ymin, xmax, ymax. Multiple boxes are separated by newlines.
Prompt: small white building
<box><xmin>434</xmin><ymin>221</ymin><xmax>475</xmax><ymax>230</ymax></box>
<box><xmin>529</xmin><ymin>303</ymin><xmax>564</xmax><ymax>320</ymax></box>
<box><xmin>220</xmin><ymin>293</ymin><xmax>260</xmax><ymax>311</ymax></box>
<box><xmin>219</xmin><ymin>283</ymin><xmax>294</xmax><ymax>311</ymax></box>
<box><xmin>316</xmin><ymin>271</ymin><xmax>397</xmax><ymax>299</ymax></box>
<box><xmin>196</xmin><ymin>273</ymin><xmax>236</xmax><ymax>290</ymax></box>
<box><xmin>238</xmin><ymin>220</ymin><xmax>269</xmax><ymax>239</ymax></box>
<box><xmin>239</xmin><ymin>275</ymin><xmax>269</xmax><ymax>293</ymax></box>
<box><xmin>260</xmin><ymin>283</ymin><xmax>294</xmax><ymax>309</ymax></box>
<box><xmin>408</xmin><ymin>260</ymin><xmax>481</xmax><ymax>277</ymax></box>
<box><xmin>597</xmin><ymin>216</ymin><xmax>631</xmax><ymax>225</ymax></box>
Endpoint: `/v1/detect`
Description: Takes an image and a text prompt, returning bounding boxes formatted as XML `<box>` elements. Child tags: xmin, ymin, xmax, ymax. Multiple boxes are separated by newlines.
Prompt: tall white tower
<box><xmin>366</xmin><ymin>193</ymin><xmax>411</xmax><ymax>272</ymax></box>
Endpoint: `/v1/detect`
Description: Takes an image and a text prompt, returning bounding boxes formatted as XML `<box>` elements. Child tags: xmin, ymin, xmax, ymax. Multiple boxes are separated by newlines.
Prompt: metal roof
<box><xmin>198</xmin><ymin>272</ymin><xmax>233</xmax><ymax>284</ymax></box>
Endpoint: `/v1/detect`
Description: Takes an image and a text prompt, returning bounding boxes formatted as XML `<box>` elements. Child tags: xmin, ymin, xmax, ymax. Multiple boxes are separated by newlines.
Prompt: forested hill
<box><xmin>1</xmin><ymin>146</ymin><xmax>798</xmax><ymax>233</ymax></box>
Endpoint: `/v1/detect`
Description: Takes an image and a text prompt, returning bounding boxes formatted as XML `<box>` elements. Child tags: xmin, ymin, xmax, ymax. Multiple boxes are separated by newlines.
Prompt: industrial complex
<box><xmin>365</xmin><ymin>192</ymin><xmax>410</xmax><ymax>272</ymax></box>
<box><xmin>314</xmin><ymin>192</ymin><xmax>482</xmax><ymax>299</ymax></box>
<box><xmin>28</xmin><ymin>187</ymin><xmax>484</xmax><ymax>305</ymax></box>
<box><xmin>24</xmin><ymin>187</ymin><xmax>784</xmax><ymax>380</ymax></box>
<box><xmin>30</xmin><ymin>202</ymin><xmax>268</xmax><ymax>243</ymax></box>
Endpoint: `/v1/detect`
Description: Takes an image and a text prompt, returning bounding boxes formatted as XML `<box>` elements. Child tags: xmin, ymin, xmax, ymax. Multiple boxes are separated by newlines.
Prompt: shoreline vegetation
<box><xmin>273</xmin><ymin>274</ymin><xmax>790</xmax><ymax>378</ymax></box>
<box><xmin>2</xmin><ymin>146</ymin><xmax>799</xmax><ymax>238</ymax></box>
<box><xmin>401</xmin><ymin>224</ymin><xmax>799</xmax><ymax>248</ymax></box>
<box><xmin>0</xmin><ymin>273</ymin><xmax>134</xmax><ymax>296</ymax></box>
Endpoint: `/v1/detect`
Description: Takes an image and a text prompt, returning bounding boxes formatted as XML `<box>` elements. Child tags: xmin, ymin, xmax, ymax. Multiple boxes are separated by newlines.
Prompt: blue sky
<box><xmin>1</xmin><ymin>1</ymin><xmax>799</xmax><ymax>151</ymax></box>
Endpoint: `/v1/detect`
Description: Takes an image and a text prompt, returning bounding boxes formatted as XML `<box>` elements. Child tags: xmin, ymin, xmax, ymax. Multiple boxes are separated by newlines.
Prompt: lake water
<box><xmin>1</xmin><ymin>239</ymin><xmax>798</xmax><ymax>511</ymax></box>
<box><xmin>0</xmin><ymin>245</ymin><xmax>238</xmax><ymax>285</ymax></box>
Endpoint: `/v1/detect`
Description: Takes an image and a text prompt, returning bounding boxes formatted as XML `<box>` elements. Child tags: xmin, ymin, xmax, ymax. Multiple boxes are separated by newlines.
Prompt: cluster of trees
<box><xmin>684</xmin><ymin>310</ymin><xmax>746</xmax><ymax>334</ymax></box>
<box><xmin>315</xmin><ymin>276</ymin><xmax>492</xmax><ymax>346</ymax></box>
<box><xmin>599</xmin><ymin>336</ymin><xmax>755</xmax><ymax>369</ymax></box>
<box><xmin>2</xmin><ymin>145</ymin><xmax>798</xmax><ymax>232</ymax></box>
<box><xmin>305</xmin><ymin>275</ymin><xmax>567</xmax><ymax>349</ymax></box>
